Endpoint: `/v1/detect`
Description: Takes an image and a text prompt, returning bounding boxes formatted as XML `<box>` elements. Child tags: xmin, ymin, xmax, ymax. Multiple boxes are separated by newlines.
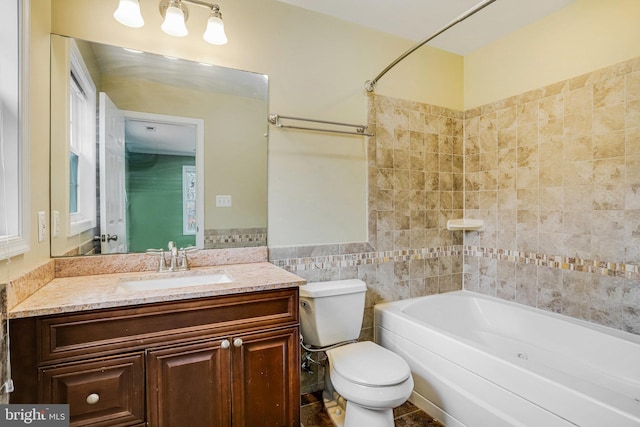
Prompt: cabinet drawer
<box><xmin>39</xmin><ymin>353</ymin><xmax>145</xmax><ymax>427</ymax></box>
<box><xmin>39</xmin><ymin>289</ymin><xmax>298</xmax><ymax>363</ymax></box>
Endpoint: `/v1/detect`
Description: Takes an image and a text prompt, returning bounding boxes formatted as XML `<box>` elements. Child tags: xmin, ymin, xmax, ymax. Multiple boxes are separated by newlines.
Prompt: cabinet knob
<box><xmin>220</xmin><ymin>339</ymin><xmax>230</xmax><ymax>349</ymax></box>
<box><xmin>86</xmin><ymin>393</ymin><xmax>100</xmax><ymax>405</ymax></box>
<box><xmin>233</xmin><ymin>338</ymin><xmax>243</xmax><ymax>347</ymax></box>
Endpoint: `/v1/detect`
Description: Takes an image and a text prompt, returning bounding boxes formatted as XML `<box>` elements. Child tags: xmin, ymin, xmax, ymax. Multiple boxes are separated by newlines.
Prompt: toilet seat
<box><xmin>326</xmin><ymin>341</ymin><xmax>414</xmax><ymax>412</ymax></box>
<box><xmin>327</xmin><ymin>341</ymin><xmax>411</xmax><ymax>387</ymax></box>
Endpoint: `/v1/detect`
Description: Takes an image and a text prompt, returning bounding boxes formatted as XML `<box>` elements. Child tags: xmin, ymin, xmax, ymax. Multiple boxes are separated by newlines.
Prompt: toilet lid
<box><xmin>326</xmin><ymin>341</ymin><xmax>411</xmax><ymax>387</ymax></box>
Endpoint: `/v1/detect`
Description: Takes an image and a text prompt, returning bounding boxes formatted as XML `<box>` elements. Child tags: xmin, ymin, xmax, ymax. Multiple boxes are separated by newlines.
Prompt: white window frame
<box><xmin>0</xmin><ymin>0</ymin><xmax>30</xmax><ymax>260</ymax></box>
<box><xmin>67</xmin><ymin>40</ymin><xmax>97</xmax><ymax>236</ymax></box>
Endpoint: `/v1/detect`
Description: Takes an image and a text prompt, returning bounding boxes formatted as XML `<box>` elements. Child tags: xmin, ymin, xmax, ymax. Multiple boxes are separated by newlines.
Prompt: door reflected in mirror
<box><xmin>50</xmin><ymin>35</ymin><xmax>268</xmax><ymax>257</ymax></box>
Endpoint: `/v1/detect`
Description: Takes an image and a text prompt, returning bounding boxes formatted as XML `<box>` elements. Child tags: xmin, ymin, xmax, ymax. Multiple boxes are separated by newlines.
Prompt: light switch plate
<box><xmin>38</xmin><ymin>211</ymin><xmax>46</xmax><ymax>242</ymax></box>
<box><xmin>216</xmin><ymin>195</ymin><xmax>232</xmax><ymax>207</ymax></box>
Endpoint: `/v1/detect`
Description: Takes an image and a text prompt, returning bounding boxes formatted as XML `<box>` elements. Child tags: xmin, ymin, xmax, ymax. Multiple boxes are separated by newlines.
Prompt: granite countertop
<box><xmin>9</xmin><ymin>262</ymin><xmax>305</xmax><ymax>319</ymax></box>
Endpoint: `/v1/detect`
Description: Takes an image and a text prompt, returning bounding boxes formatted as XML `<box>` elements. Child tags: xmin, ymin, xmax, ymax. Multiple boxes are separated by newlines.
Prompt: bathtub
<box><xmin>374</xmin><ymin>290</ymin><xmax>640</xmax><ymax>427</ymax></box>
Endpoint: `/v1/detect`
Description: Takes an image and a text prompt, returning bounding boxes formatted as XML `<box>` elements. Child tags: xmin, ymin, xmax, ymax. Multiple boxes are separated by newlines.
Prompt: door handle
<box><xmin>101</xmin><ymin>234</ymin><xmax>118</xmax><ymax>242</ymax></box>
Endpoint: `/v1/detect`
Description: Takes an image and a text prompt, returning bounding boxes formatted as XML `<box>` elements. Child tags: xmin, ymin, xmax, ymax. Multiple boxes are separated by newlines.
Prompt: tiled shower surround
<box><xmin>271</xmin><ymin>56</ymin><xmax>640</xmax><ymax>393</ymax></box>
<box><xmin>463</xmin><ymin>56</ymin><xmax>640</xmax><ymax>331</ymax></box>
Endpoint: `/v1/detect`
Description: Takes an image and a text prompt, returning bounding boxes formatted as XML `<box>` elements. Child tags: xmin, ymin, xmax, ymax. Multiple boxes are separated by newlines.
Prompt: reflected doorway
<box><xmin>118</xmin><ymin>110</ymin><xmax>204</xmax><ymax>253</ymax></box>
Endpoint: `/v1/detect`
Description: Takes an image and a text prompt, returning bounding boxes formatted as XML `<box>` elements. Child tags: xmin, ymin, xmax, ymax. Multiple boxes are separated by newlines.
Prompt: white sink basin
<box><xmin>116</xmin><ymin>272</ymin><xmax>232</xmax><ymax>292</ymax></box>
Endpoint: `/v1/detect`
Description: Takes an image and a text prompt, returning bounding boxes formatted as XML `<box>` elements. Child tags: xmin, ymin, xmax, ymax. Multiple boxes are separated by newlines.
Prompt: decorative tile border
<box><xmin>465</xmin><ymin>246</ymin><xmax>640</xmax><ymax>281</ymax></box>
<box><xmin>204</xmin><ymin>227</ymin><xmax>267</xmax><ymax>249</ymax></box>
<box><xmin>272</xmin><ymin>246</ymin><xmax>464</xmax><ymax>272</ymax></box>
<box><xmin>270</xmin><ymin>243</ymin><xmax>639</xmax><ymax>281</ymax></box>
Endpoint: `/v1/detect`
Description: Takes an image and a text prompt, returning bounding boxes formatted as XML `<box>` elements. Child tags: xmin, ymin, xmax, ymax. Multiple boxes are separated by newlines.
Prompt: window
<box><xmin>0</xmin><ymin>0</ymin><xmax>29</xmax><ymax>259</ymax></box>
<box><xmin>67</xmin><ymin>41</ymin><xmax>96</xmax><ymax>235</ymax></box>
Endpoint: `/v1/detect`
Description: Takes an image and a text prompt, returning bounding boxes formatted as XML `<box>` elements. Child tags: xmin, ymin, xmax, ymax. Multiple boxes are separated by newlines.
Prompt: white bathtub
<box><xmin>374</xmin><ymin>290</ymin><xmax>640</xmax><ymax>427</ymax></box>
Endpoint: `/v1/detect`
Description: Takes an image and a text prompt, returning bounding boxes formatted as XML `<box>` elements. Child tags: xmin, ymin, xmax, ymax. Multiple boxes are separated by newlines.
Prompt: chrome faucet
<box><xmin>146</xmin><ymin>241</ymin><xmax>198</xmax><ymax>272</ymax></box>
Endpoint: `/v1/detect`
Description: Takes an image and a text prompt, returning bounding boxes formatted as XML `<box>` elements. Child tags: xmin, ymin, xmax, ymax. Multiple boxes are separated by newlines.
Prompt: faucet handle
<box><xmin>178</xmin><ymin>246</ymin><xmax>198</xmax><ymax>270</ymax></box>
<box><xmin>146</xmin><ymin>248</ymin><xmax>167</xmax><ymax>271</ymax></box>
<box><xmin>179</xmin><ymin>246</ymin><xmax>198</xmax><ymax>253</ymax></box>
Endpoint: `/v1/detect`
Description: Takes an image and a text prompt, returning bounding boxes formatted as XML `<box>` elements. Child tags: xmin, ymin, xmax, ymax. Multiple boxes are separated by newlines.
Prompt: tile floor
<box><xmin>300</xmin><ymin>391</ymin><xmax>444</xmax><ymax>427</ymax></box>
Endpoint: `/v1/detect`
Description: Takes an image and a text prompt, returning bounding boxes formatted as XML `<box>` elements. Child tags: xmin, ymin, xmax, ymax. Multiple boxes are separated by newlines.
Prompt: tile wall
<box><xmin>463</xmin><ymin>56</ymin><xmax>640</xmax><ymax>332</ymax></box>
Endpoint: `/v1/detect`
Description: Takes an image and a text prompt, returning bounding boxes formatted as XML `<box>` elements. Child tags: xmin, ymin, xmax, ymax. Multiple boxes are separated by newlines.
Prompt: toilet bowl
<box><xmin>324</xmin><ymin>341</ymin><xmax>414</xmax><ymax>427</ymax></box>
<box><xmin>298</xmin><ymin>280</ymin><xmax>414</xmax><ymax>427</ymax></box>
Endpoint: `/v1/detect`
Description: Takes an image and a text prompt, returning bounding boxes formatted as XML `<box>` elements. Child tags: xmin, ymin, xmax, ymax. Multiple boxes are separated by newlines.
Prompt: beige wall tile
<box><xmin>565</xmin><ymin>86</ymin><xmax>593</xmax><ymax>115</ymax></box>
<box><xmin>626</xmin><ymin>72</ymin><xmax>640</xmax><ymax>102</ymax></box>
<box><xmin>593</xmin><ymin>131</ymin><xmax>624</xmax><ymax>159</ymax></box>
<box><xmin>593</xmin><ymin>104</ymin><xmax>625</xmax><ymax>134</ymax></box>
<box><xmin>594</xmin><ymin>75</ymin><xmax>625</xmax><ymax>108</ymax></box>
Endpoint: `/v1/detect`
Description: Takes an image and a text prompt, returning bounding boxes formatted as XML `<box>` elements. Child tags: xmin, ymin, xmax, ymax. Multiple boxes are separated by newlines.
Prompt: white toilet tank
<box><xmin>299</xmin><ymin>279</ymin><xmax>367</xmax><ymax>347</ymax></box>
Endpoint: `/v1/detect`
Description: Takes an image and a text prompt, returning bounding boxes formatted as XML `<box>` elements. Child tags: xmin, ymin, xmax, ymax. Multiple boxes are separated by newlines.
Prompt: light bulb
<box><xmin>161</xmin><ymin>3</ymin><xmax>188</xmax><ymax>37</ymax></box>
<box><xmin>203</xmin><ymin>13</ymin><xmax>227</xmax><ymax>45</ymax></box>
<box><xmin>113</xmin><ymin>0</ymin><xmax>144</xmax><ymax>28</ymax></box>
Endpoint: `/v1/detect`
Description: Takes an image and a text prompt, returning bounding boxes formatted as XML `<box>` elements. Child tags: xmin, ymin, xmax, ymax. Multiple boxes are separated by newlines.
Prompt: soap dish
<box><xmin>446</xmin><ymin>219</ymin><xmax>485</xmax><ymax>231</ymax></box>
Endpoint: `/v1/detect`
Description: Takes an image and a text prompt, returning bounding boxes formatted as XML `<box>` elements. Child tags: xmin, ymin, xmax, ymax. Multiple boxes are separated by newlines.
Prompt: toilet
<box><xmin>299</xmin><ymin>279</ymin><xmax>413</xmax><ymax>427</ymax></box>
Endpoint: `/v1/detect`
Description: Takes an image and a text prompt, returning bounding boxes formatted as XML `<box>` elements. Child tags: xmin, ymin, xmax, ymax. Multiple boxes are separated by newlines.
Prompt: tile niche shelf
<box><xmin>446</xmin><ymin>219</ymin><xmax>485</xmax><ymax>231</ymax></box>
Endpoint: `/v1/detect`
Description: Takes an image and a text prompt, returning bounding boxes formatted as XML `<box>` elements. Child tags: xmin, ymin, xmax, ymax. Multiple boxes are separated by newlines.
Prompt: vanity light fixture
<box><xmin>113</xmin><ymin>0</ymin><xmax>228</xmax><ymax>45</ymax></box>
<box><xmin>202</xmin><ymin>4</ymin><xmax>228</xmax><ymax>45</ymax></box>
<box><xmin>160</xmin><ymin>0</ymin><xmax>189</xmax><ymax>37</ymax></box>
<box><xmin>113</xmin><ymin>0</ymin><xmax>145</xmax><ymax>28</ymax></box>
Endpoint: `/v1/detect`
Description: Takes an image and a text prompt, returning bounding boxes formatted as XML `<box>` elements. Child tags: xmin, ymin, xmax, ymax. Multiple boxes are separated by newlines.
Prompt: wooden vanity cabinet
<box><xmin>10</xmin><ymin>288</ymin><xmax>300</xmax><ymax>427</ymax></box>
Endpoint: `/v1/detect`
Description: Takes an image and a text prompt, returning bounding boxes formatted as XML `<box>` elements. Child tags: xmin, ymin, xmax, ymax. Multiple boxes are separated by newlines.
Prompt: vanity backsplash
<box><xmin>6</xmin><ymin>247</ymin><xmax>268</xmax><ymax>311</ymax></box>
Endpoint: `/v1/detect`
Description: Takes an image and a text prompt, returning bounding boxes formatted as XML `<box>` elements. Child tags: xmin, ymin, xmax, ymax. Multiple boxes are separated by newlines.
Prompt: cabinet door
<box><xmin>231</xmin><ymin>327</ymin><xmax>300</xmax><ymax>427</ymax></box>
<box><xmin>147</xmin><ymin>339</ymin><xmax>231</xmax><ymax>427</ymax></box>
<box><xmin>39</xmin><ymin>353</ymin><xmax>145</xmax><ymax>427</ymax></box>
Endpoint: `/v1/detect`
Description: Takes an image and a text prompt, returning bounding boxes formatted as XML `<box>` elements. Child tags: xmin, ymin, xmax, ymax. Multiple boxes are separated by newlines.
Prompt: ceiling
<box><xmin>276</xmin><ymin>0</ymin><xmax>576</xmax><ymax>55</ymax></box>
<box><xmin>125</xmin><ymin>120</ymin><xmax>196</xmax><ymax>156</ymax></box>
<box><xmin>88</xmin><ymin>41</ymin><xmax>267</xmax><ymax>156</ymax></box>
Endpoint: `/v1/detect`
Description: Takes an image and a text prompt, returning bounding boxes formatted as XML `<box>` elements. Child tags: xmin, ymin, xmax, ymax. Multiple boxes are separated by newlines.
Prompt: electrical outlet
<box><xmin>216</xmin><ymin>195</ymin><xmax>232</xmax><ymax>207</ymax></box>
<box><xmin>38</xmin><ymin>211</ymin><xmax>47</xmax><ymax>242</ymax></box>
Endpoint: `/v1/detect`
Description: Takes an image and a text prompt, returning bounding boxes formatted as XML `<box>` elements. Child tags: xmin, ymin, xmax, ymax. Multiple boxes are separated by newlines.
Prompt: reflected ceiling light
<box><xmin>113</xmin><ymin>0</ymin><xmax>144</xmax><ymax>28</ymax></box>
<box><xmin>113</xmin><ymin>0</ymin><xmax>228</xmax><ymax>45</ymax></box>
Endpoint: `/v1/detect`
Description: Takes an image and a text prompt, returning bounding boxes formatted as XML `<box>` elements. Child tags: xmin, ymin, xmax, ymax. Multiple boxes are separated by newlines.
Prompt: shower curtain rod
<box><xmin>364</xmin><ymin>0</ymin><xmax>498</xmax><ymax>92</ymax></box>
<box><xmin>268</xmin><ymin>113</ymin><xmax>374</xmax><ymax>137</ymax></box>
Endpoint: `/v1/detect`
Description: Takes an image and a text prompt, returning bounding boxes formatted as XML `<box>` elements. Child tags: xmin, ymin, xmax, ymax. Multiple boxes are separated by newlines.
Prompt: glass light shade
<box><xmin>161</xmin><ymin>5</ymin><xmax>188</xmax><ymax>37</ymax></box>
<box><xmin>203</xmin><ymin>15</ymin><xmax>228</xmax><ymax>45</ymax></box>
<box><xmin>113</xmin><ymin>0</ymin><xmax>144</xmax><ymax>28</ymax></box>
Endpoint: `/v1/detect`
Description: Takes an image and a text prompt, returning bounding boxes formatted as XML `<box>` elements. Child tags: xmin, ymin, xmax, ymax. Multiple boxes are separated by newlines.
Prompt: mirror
<box><xmin>50</xmin><ymin>35</ymin><xmax>268</xmax><ymax>257</ymax></box>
